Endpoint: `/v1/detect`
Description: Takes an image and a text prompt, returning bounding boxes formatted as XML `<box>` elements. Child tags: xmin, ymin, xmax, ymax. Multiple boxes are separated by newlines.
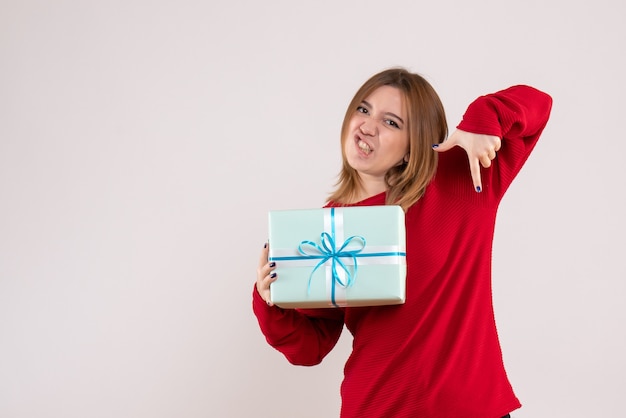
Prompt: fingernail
<box><xmin>431</xmin><ymin>144</ymin><xmax>439</xmax><ymax>149</ymax></box>
<box><xmin>264</xmin><ymin>242</ymin><xmax>267</xmax><ymax>248</ymax></box>
<box><xmin>270</xmin><ymin>272</ymin><xmax>277</xmax><ymax>278</ymax></box>
<box><xmin>475</xmin><ymin>186</ymin><xmax>482</xmax><ymax>193</ymax></box>
<box><xmin>269</xmin><ymin>262</ymin><xmax>276</xmax><ymax>268</ymax></box>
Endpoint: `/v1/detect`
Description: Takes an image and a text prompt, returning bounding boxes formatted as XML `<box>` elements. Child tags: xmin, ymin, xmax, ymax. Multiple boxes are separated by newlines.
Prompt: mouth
<box><xmin>356</xmin><ymin>136</ymin><xmax>373</xmax><ymax>155</ymax></box>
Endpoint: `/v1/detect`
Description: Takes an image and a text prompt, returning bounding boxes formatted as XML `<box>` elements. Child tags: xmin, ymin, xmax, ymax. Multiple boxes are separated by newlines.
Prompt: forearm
<box><xmin>457</xmin><ymin>85</ymin><xmax>553</xmax><ymax>140</ymax></box>
<box><xmin>252</xmin><ymin>286</ymin><xmax>344</xmax><ymax>366</ymax></box>
<box><xmin>438</xmin><ymin>85</ymin><xmax>553</xmax><ymax>200</ymax></box>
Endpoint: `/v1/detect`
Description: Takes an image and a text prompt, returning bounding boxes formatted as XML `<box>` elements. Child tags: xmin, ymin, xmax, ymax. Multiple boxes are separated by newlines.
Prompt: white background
<box><xmin>1</xmin><ymin>1</ymin><xmax>624</xmax><ymax>417</ymax></box>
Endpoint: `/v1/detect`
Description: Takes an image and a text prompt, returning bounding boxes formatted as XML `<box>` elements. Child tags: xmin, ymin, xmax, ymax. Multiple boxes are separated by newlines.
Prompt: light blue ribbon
<box><xmin>298</xmin><ymin>226</ymin><xmax>366</xmax><ymax>307</ymax></box>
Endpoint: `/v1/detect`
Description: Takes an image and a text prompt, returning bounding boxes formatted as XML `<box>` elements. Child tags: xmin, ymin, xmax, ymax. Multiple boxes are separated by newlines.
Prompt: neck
<box><xmin>353</xmin><ymin>176</ymin><xmax>387</xmax><ymax>202</ymax></box>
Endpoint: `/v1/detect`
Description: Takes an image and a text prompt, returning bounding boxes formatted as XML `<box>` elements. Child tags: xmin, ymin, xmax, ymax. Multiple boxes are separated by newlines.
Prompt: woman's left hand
<box><xmin>433</xmin><ymin>129</ymin><xmax>501</xmax><ymax>192</ymax></box>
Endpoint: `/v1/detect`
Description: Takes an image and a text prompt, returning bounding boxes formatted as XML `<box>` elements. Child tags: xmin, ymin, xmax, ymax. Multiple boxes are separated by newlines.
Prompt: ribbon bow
<box><xmin>298</xmin><ymin>230</ymin><xmax>366</xmax><ymax>306</ymax></box>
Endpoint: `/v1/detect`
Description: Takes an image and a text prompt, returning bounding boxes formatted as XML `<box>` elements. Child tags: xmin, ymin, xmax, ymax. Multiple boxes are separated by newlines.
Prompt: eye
<box><xmin>385</xmin><ymin>119</ymin><xmax>400</xmax><ymax>128</ymax></box>
<box><xmin>356</xmin><ymin>106</ymin><xmax>369</xmax><ymax>114</ymax></box>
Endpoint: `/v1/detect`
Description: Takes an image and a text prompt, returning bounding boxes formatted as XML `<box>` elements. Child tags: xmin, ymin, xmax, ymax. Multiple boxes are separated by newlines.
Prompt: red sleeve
<box><xmin>252</xmin><ymin>285</ymin><xmax>345</xmax><ymax>366</ymax></box>
<box><xmin>439</xmin><ymin>85</ymin><xmax>553</xmax><ymax>200</ymax></box>
<box><xmin>456</xmin><ymin>84</ymin><xmax>552</xmax><ymax>140</ymax></box>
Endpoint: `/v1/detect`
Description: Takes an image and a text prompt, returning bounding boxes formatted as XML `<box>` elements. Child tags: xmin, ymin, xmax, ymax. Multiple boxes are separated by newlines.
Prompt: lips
<box><xmin>356</xmin><ymin>135</ymin><xmax>373</xmax><ymax>155</ymax></box>
<box><xmin>358</xmin><ymin>140</ymin><xmax>372</xmax><ymax>154</ymax></box>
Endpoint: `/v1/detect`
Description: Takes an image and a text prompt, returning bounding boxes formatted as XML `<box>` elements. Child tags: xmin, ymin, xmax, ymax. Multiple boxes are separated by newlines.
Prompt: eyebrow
<box><xmin>361</xmin><ymin>100</ymin><xmax>405</xmax><ymax>125</ymax></box>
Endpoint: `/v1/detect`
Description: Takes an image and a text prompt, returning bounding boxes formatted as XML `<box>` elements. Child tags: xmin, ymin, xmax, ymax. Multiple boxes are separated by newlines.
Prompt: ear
<box><xmin>403</xmin><ymin>153</ymin><xmax>410</xmax><ymax>163</ymax></box>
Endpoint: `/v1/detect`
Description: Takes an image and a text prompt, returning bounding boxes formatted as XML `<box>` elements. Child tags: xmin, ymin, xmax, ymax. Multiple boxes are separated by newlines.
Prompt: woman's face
<box><xmin>344</xmin><ymin>85</ymin><xmax>409</xmax><ymax>185</ymax></box>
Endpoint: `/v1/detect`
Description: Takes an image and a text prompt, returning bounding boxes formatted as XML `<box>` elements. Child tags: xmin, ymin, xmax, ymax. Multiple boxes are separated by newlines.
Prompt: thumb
<box><xmin>432</xmin><ymin>137</ymin><xmax>457</xmax><ymax>153</ymax></box>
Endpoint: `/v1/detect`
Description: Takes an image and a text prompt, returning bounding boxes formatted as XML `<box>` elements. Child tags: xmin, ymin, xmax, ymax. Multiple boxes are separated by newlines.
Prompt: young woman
<box><xmin>253</xmin><ymin>67</ymin><xmax>552</xmax><ymax>418</ymax></box>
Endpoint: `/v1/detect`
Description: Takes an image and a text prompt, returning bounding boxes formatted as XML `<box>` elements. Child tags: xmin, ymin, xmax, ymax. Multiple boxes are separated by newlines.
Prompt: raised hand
<box><xmin>433</xmin><ymin>129</ymin><xmax>501</xmax><ymax>192</ymax></box>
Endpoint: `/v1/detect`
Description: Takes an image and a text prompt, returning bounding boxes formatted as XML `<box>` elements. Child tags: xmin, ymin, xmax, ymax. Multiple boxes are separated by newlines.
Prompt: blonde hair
<box><xmin>327</xmin><ymin>68</ymin><xmax>448</xmax><ymax>211</ymax></box>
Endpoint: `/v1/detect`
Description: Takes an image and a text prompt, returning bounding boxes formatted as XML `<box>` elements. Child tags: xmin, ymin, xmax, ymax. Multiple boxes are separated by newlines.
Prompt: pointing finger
<box><xmin>469</xmin><ymin>157</ymin><xmax>482</xmax><ymax>193</ymax></box>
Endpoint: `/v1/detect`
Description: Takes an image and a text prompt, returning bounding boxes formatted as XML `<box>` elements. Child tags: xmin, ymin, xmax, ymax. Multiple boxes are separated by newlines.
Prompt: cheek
<box><xmin>401</xmin><ymin>134</ymin><xmax>410</xmax><ymax>153</ymax></box>
<box><xmin>347</xmin><ymin>116</ymin><xmax>360</xmax><ymax>132</ymax></box>
<box><xmin>391</xmin><ymin>134</ymin><xmax>410</xmax><ymax>155</ymax></box>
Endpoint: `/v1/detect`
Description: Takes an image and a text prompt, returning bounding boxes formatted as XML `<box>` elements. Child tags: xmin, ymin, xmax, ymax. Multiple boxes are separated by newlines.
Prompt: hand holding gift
<box><xmin>255</xmin><ymin>243</ymin><xmax>277</xmax><ymax>307</ymax></box>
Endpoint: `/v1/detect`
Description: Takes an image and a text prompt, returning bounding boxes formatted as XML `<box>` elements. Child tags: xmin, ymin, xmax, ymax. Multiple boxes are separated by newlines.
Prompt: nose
<box><xmin>360</xmin><ymin>121</ymin><xmax>376</xmax><ymax>136</ymax></box>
